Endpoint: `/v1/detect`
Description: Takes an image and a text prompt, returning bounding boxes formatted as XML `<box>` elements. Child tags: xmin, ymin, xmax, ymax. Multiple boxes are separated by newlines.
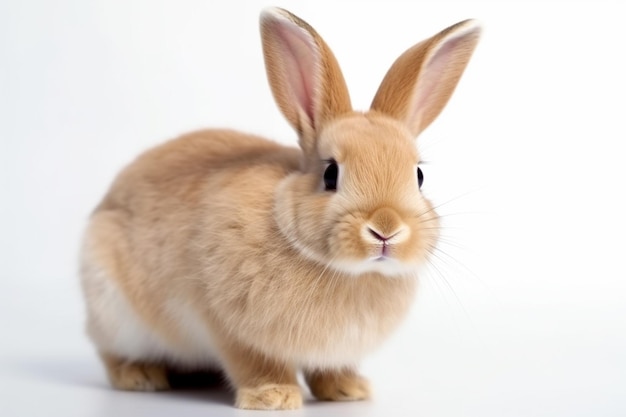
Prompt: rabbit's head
<box><xmin>262</xmin><ymin>8</ymin><xmax>480</xmax><ymax>276</ymax></box>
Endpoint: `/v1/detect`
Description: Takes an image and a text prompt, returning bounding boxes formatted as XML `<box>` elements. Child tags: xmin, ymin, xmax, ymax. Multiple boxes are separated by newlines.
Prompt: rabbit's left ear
<box><xmin>371</xmin><ymin>20</ymin><xmax>481</xmax><ymax>137</ymax></box>
<box><xmin>260</xmin><ymin>8</ymin><xmax>352</xmax><ymax>156</ymax></box>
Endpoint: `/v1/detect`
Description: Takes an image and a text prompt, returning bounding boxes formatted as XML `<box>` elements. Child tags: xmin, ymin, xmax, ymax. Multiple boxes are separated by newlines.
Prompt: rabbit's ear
<box><xmin>371</xmin><ymin>20</ymin><xmax>481</xmax><ymax>137</ymax></box>
<box><xmin>260</xmin><ymin>8</ymin><xmax>352</xmax><ymax>154</ymax></box>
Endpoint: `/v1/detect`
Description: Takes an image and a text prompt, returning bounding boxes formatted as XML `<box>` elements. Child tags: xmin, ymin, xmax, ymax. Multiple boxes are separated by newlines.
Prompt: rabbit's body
<box><xmin>82</xmin><ymin>129</ymin><xmax>415</xmax><ymax>370</ymax></box>
<box><xmin>80</xmin><ymin>8</ymin><xmax>480</xmax><ymax>410</ymax></box>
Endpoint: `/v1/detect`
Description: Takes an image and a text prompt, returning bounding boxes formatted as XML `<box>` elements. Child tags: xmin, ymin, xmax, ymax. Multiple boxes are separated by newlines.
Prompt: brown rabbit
<box><xmin>80</xmin><ymin>7</ymin><xmax>481</xmax><ymax>410</ymax></box>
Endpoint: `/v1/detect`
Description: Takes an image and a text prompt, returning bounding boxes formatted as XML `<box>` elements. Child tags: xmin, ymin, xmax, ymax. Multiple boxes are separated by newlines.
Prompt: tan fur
<box><xmin>80</xmin><ymin>8</ymin><xmax>481</xmax><ymax>410</ymax></box>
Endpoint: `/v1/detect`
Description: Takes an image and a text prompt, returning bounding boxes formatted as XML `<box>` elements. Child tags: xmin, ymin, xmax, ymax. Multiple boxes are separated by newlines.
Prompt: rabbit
<box><xmin>79</xmin><ymin>7</ymin><xmax>481</xmax><ymax>410</ymax></box>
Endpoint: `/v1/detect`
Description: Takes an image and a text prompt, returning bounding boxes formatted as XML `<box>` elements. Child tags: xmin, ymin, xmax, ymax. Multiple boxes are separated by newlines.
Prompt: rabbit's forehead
<box><xmin>318</xmin><ymin>113</ymin><xmax>420</xmax><ymax>165</ymax></box>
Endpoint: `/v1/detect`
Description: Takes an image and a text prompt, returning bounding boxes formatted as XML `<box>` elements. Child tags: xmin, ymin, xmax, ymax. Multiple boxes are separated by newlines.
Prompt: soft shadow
<box><xmin>162</xmin><ymin>369</ymin><xmax>233</xmax><ymax>406</ymax></box>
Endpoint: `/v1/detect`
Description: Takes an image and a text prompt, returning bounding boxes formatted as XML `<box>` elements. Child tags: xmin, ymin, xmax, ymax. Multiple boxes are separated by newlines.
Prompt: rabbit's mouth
<box><xmin>373</xmin><ymin>244</ymin><xmax>390</xmax><ymax>261</ymax></box>
<box><xmin>381</xmin><ymin>243</ymin><xmax>390</xmax><ymax>257</ymax></box>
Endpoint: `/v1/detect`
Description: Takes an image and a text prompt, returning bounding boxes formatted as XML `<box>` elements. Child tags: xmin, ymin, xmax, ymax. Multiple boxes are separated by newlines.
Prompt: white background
<box><xmin>2</xmin><ymin>1</ymin><xmax>625</xmax><ymax>416</ymax></box>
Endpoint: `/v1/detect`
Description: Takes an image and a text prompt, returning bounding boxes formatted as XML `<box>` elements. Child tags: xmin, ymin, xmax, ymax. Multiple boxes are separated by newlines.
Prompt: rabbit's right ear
<box><xmin>260</xmin><ymin>8</ymin><xmax>352</xmax><ymax>157</ymax></box>
<box><xmin>371</xmin><ymin>20</ymin><xmax>481</xmax><ymax>138</ymax></box>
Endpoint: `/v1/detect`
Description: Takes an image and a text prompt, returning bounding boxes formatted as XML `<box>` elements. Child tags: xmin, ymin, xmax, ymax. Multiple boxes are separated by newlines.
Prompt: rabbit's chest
<box><xmin>289</xmin><ymin>308</ymin><xmax>400</xmax><ymax>368</ymax></box>
<box><xmin>285</xmin><ymin>281</ymin><xmax>415</xmax><ymax>367</ymax></box>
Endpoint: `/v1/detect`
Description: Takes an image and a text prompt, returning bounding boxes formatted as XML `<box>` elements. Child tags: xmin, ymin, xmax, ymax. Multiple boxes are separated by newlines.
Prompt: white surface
<box><xmin>2</xmin><ymin>1</ymin><xmax>625</xmax><ymax>416</ymax></box>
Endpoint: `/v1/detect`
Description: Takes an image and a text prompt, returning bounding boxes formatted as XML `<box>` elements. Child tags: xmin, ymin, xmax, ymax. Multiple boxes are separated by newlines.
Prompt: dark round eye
<box><xmin>324</xmin><ymin>161</ymin><xmax>338</xmax><ymax>191</ymax></box>
<box><xmin>417</xmin><ymin>166</ymin><xmax>424</xmax><ymax>188</ymax></box>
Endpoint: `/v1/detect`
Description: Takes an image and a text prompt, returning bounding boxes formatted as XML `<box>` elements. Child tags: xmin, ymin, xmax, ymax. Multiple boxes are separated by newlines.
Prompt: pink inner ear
<box><xmin>410</xmin><ymin>37</ymin><xmax>461</xmax><ymax>125</ymax></box>
<box><xmin>275</xmin><ymin>23</ymin><xmax>319</xmax><ymax>125</ymax></box>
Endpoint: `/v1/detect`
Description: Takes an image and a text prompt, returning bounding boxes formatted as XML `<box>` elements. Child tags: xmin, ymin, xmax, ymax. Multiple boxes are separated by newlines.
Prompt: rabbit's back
<box><xmin>97</xmin><ymin>129</ymin><xmax>300</xmax><ymax>213</ymax></box>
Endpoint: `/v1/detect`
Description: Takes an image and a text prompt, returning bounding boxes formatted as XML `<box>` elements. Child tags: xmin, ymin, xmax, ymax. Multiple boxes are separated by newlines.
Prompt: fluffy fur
<box><xmin>80</xmin><ymin>8</ymin><xmax>481</xmax><ymax>410</ymax></box>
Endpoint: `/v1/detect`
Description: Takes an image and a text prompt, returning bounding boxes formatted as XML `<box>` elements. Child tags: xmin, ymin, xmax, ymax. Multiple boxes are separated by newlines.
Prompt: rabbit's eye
<box><xmin>417</xmin><ymin>166</ymin><xmax>424</xmax><ymax>188</ymax></box>
<box><xmin>324</xmin><ymin>161</ymin><xmax>338</xmax><ymax>191</ymax></box>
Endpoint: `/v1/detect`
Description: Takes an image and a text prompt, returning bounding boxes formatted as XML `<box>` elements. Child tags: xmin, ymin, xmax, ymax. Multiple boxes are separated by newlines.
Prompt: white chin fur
<box><xmin>331</xmin><ymin>257</ymin><xmax>419</xmax><ymax>277</ymax></box>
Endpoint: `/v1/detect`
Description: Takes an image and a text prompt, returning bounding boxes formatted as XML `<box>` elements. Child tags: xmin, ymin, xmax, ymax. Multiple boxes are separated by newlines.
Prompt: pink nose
<box><xmin>368</xmin><ymin>228</ymin><xmax>392</xmax><ymax>243</ymax></box>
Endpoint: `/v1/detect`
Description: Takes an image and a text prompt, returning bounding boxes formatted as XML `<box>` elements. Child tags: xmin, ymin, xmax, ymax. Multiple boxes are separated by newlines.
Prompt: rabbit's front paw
<box><xmin>236</xmin><ymin>383</ymin><xmax>302</xmax><ymax>410</ymax></box>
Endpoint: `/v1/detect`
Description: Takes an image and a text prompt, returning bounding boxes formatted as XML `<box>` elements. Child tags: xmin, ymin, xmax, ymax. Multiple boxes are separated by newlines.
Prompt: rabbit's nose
<box><xmin>363</xmin><ymin>207</ymin><xmax>410</xmax><ymax>244</ymax></box>
<box><xmin>365</xmin><ymin>225</ymin><xmax>408</xmax><ymax>245</ymax></box>
<box><xmin>367</xmin><ymin>228</ymin><xmax>391</xmax><ymax>242</ymax></box>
